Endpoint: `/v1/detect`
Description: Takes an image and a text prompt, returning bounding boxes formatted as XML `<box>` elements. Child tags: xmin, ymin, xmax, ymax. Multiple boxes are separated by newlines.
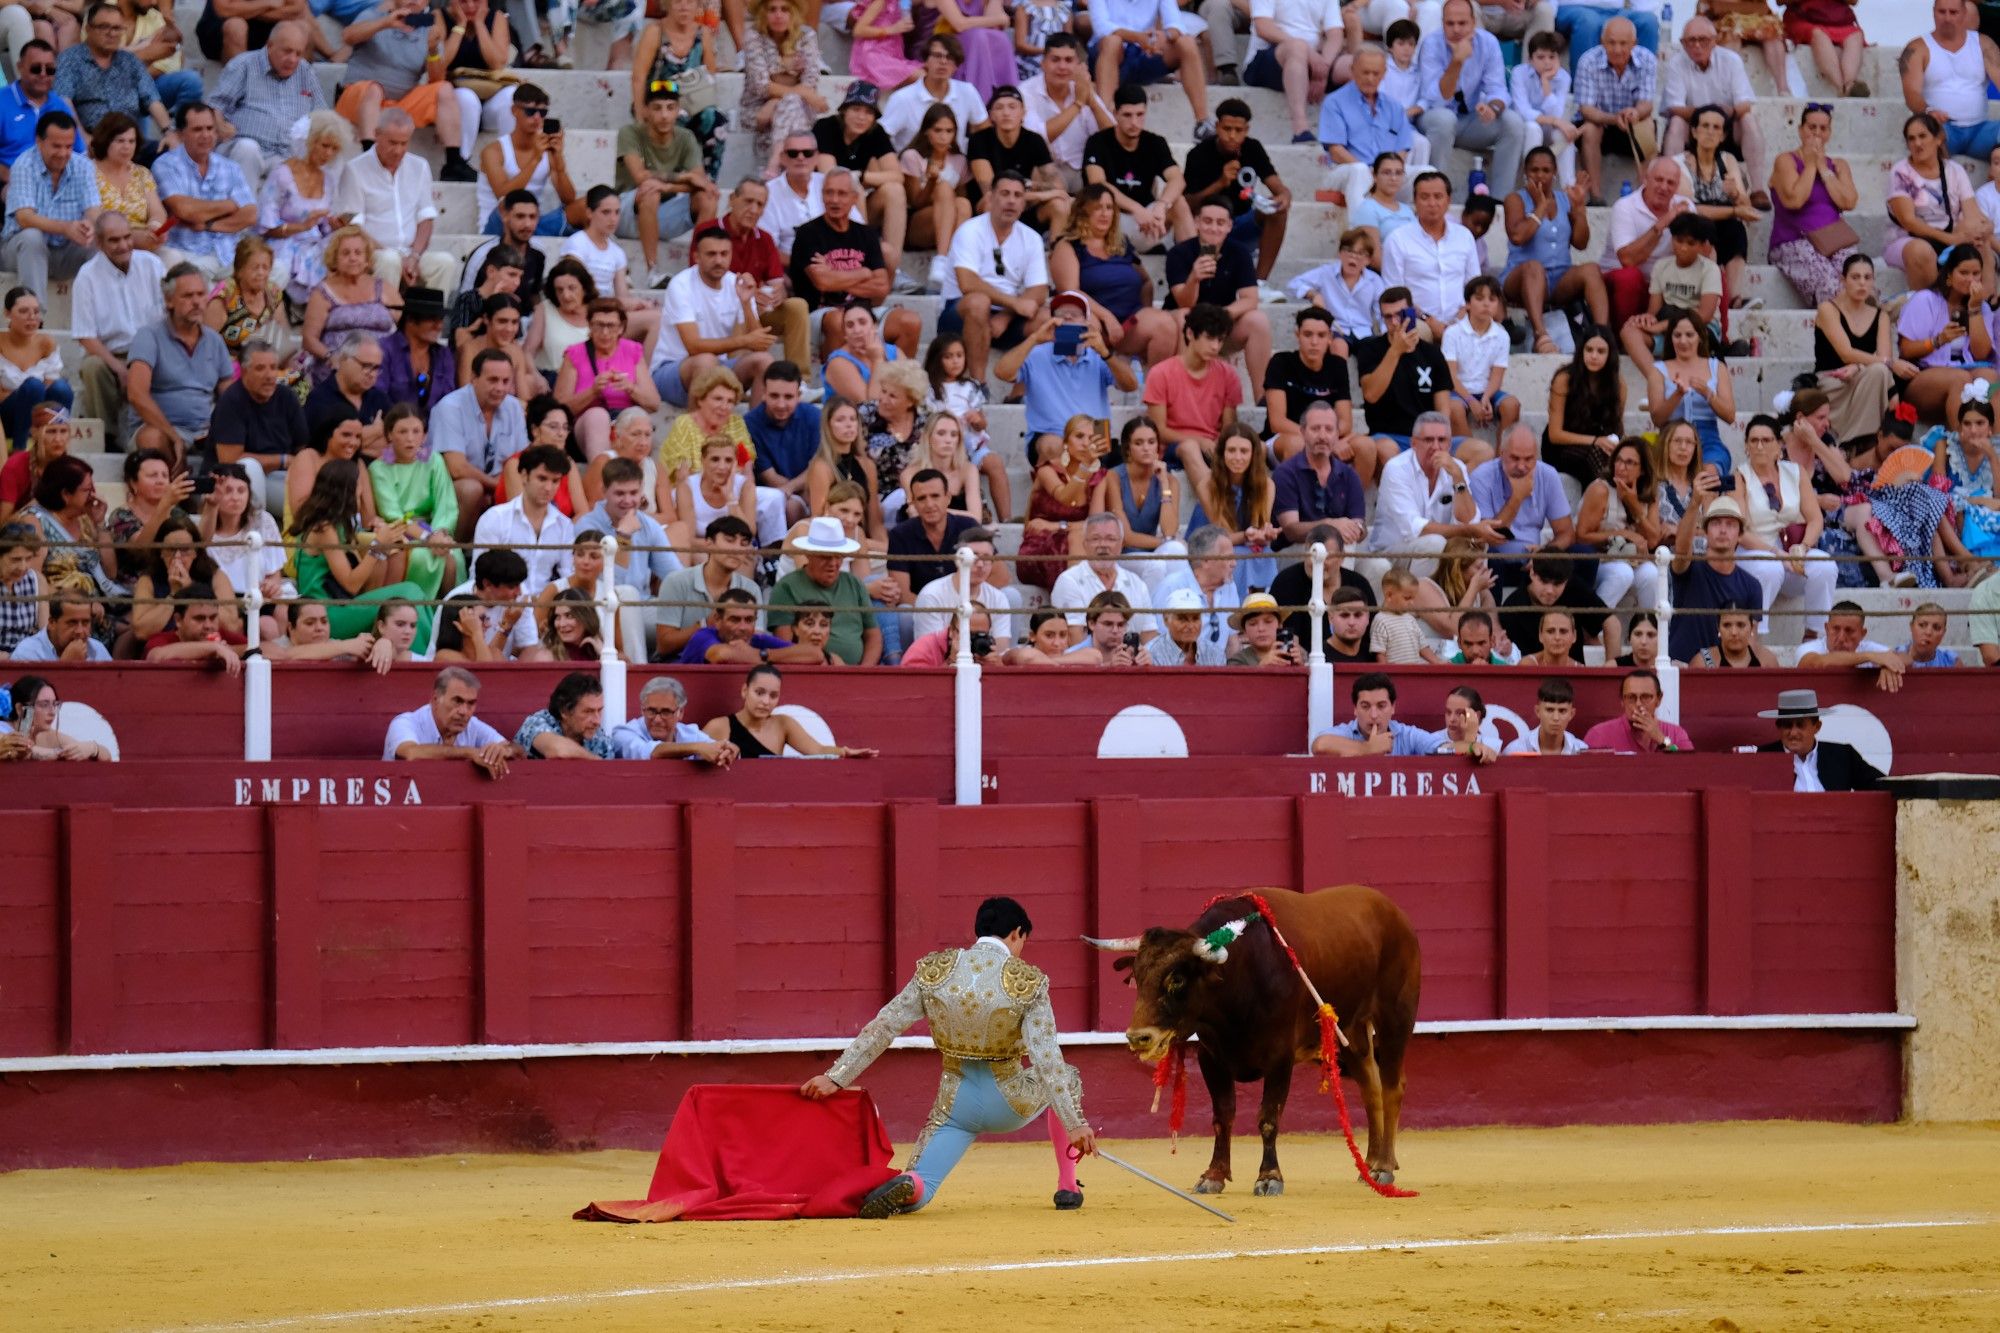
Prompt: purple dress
<box><xmin>943</xmin><ymin>0</ymin><xmax>1015</xmax><ymax>101</ymax></box>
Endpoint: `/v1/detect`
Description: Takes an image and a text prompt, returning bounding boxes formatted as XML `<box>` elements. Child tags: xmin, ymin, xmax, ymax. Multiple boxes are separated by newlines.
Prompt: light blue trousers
<box><xmin>906</xmin><ymin>1062</ymin><xmax>1037</xmax><ymax>1211</ymax></box>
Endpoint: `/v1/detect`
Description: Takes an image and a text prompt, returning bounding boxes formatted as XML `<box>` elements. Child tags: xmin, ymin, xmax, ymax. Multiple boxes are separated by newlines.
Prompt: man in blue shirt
<box><xmin>1467</xmin><ymin>425</ymin><xmax>1574</xmax><ymax>584</ymax></box>
<box><xmin>746</xmin><ymin>360</ymin><xmax>822</xmax><ymax>527</ymax></box>
<box><xmin>0</xmin><ymin>42</ymin><xmax>84</xmax><ymax>189</ymax></box>
<box><xmin>1273</xmin><ymin>399</ymin><xmax>1365</xmax><ymax>550</ymax></box>
<box><xmin>1417</xmin><ymin>0</ymin><xmax>1528</xmax><ymax>200</ymax></box>
<box><xmin>1318</xmin><ymin>46</ymin><xmax>1420</xmax><ymax>207</ymax></box>
<box><xmin>1</xmin><ymin>109</ymin><xmax>100</xmax><ymax>296</ymax></box>
<box><xmin>432</xmin><ymin>350</ymin><xmax>529</xmax><ymax>539</ymax></box>
<box><xmin>678</xmin><ymin>587</ymin><xmax>827</xmax><ymax>665</ymax></box>
<box><xmin>1310</xmin><ymin>672</ymin><xmax>1450</xmax><ymax>756</ymax></box>
<box><xmin>610</xmin><ymin>677</ymin><xmax>740</xmax><ymax>763</ymax></box>
<box><xmin>996</xmin><ymin>289</ymin><xmax>1136</xmax><ymax>457</ymax></box>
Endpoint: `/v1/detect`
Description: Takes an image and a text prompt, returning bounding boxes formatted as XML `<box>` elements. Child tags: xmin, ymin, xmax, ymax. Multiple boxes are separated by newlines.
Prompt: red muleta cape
<box><xmin>575</xmin><ymin>1084</ymin><xmax>900</xmax><ymax>1222</ymax></box>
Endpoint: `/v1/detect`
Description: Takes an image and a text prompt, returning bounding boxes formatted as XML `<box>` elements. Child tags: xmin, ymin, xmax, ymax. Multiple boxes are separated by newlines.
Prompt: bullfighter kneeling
<box><xmin>801</xmin><ymin>896</ymin><xmax>1098</xmax><ymax>1217</ymax></box>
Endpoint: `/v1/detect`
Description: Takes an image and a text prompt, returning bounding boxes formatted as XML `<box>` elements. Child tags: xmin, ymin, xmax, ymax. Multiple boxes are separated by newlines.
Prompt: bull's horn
<box><xmin>1081</xmin><ymin>934</ymin><xmax>1142</xmax><ymax>952</ymax></box>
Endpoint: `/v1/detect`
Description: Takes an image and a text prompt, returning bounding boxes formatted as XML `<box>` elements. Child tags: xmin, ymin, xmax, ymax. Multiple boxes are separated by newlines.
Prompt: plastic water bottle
<box><xmin>1661</xmin><ymin>4</ymin><xmax>1673</xmax><ymax>41</ymax></box>
<box><xmin>1619</xmin><ymin>179</ymin><xmax>1635</xmax><ymax>198</ymax></box>
<box><xmin>1468</xmin><ymin>156</ymin><xmax>1488</xmax><ymax>197</ymax></box>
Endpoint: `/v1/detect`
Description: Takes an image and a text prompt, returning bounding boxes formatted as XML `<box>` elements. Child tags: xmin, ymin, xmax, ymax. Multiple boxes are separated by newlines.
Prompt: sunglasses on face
<box><xmin>20</xmin><ymin>63</ymin><xmax>51</xmax><ymax>74</ymax></box>
<box><xmin>515</xmin><ymin>105</ymin><xmax>548</xmax><ymax>118</ymax></box>
<box><xmin>784</xmin><ymin>147</ymin><xmax>815</xmax><ymax>158</ymax></box>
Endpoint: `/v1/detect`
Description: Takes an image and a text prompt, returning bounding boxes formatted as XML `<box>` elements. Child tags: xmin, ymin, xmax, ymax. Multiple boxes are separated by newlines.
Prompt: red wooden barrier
<box><xmin>0</xmin><ymin>792</ymin><xmax>1897</xmax><ymax>1062</ymax></box>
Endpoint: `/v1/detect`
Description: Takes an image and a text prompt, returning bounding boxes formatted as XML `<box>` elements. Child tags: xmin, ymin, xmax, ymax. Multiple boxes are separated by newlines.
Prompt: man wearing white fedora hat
<box><xmin>1756</xmin><ymin>689</ymin><xmax>1882</xmax><ymax>793</ymax></box>
<box><xmin>770</xmin><ymin>516</ymin><xmax>883</xmax><ymax>665</ymax></box>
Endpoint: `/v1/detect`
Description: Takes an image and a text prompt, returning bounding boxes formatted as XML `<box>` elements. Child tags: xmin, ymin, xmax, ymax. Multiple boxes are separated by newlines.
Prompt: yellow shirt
<box><xmin>658</xmin><ymin>412</ymin><xmax>755</xmax><ymax>482</ymax></box>
<box><xmin>131</xmin><ymin>12</ymin><xmax>183</xmax><ymax>76</ymax></box>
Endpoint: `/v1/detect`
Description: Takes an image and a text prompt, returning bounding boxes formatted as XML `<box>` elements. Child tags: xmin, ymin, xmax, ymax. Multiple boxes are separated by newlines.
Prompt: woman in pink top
<box><xmin>554</xmin><ymin>298</ymin><xmax>662</xmax><ymax>460</ymax></box>
<box><xmin>849</xmin><ymin>0</ymin><xmax>924</xmax><ymax>91</ymax></box>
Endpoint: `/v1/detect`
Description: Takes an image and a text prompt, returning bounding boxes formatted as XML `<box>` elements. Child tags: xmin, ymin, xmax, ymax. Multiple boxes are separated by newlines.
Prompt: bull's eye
<box><xmin>1163</xmin><ymin>974</ymin><xmax>1184</xmax><ymax>995</ymax></box>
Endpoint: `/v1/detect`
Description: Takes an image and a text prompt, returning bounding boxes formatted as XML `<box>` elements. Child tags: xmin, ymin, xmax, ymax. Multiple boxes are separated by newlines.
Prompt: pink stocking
<box><xmin>1047</xmin><ymin>1110</ymin><xmax>1079</xmax><ymax>1192</ymax></box>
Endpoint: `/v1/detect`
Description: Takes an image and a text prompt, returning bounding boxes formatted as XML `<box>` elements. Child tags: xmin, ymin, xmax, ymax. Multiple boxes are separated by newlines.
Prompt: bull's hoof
<box><xmin>1192</xmin><ymin>1175</ymin><xmax>1227</xmax><ymax>1195</ymax></box>
<box><xmin>1253</xmin><ymin>1176</ymin><xmax>1285</xmax><ymax>1196</ymax></box>
<box><xmin>1359</xmin><ymin>1168</ymin><xmax>1395</xmax><ymax>1186</ymax></box>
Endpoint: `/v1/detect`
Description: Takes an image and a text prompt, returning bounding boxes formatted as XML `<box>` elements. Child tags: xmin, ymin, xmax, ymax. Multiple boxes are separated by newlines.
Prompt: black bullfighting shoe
<box><xmin>1053</xmin><ymin>1183</ymin><xmax>1084</xmax><ymax>1210</ymax></box>
<box><xmin>859</xmin><ymin>1173</ymin><xmax>919</xmax><ymax>1219</ymax></box>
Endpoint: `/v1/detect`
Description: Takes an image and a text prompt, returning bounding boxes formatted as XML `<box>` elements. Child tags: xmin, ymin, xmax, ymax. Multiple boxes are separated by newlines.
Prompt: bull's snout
<box><xmin>1125</xmin><ymin>1026</ymin><xmax>1175</xmax><ymax>1064</ymax></box>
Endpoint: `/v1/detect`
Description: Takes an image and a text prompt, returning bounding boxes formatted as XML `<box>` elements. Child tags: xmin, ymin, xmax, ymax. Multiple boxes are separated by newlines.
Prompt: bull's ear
<box><xmin>1111</xmin><ymin>956</ymin><xmax>1135</xmax><ymax>976</ymax></box>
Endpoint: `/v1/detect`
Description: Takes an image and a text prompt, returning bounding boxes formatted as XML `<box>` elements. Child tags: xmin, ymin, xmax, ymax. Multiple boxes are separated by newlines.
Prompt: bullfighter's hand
<box><xmin>1068</xmin><ymin>1124</ymin><xmax>1098</xmax><ymax>1157</ymax></box>
<box><xmin>800</xmin><ymin>1074</ymin><xmax>841</xmax><ymax>1099</ymax></box>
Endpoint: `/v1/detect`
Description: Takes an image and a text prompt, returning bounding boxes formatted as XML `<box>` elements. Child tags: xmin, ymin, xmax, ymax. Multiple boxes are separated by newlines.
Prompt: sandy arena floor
<box><xmin>4</xmin><ymin>1121</ymin><xmax>1998</xmax><ymax>1332</ymax></box>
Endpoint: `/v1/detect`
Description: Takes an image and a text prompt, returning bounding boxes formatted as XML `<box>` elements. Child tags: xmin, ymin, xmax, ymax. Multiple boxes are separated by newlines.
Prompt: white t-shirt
<box><xmin>1976</xmin><ymin>181</ymin><xmax>2000</xmax><ymax>235</ymax></box>
<box><xmin>1601</xmin><ymin>190</ymin><xmax>1694</xmax><ymax>272</ymax></box>
<box><xmin>942</xmin><ymin>215</ymin><xmax>1050</xmax><ymax>301</ymax></box>
<box><xmin>1502</xmin><ymin>730</ymin><xmax>1589</xmax><ymax>756</ymax></box>
<box><xmin>1247</xmin><ymin>0</ymin><xmax>1341</xmax><ymax>59</ymax></box>
<box><xmin>559</xmin><ymin>230</ymin><xmax>628</xmax><ymax>296</ymax></box>
<box><xmin>911</xmin><ymin>577</ymin><xmax>1016</xmax><ymax>642</ymax></box>
<box><xmin>383</xmin><ymin>704</ymin><xmax>507</xmax><ymax>759</ymax></box>
<box><xmin>881</xmin><ymin>78</ymin><xmax>987</xmax><ymax>153</ymax></box>
<box><xmin>1441</xmin><ymin>316</ymin><xmax>1510</xmax><ymax>395</ymax></box>
<box><xmin>656</xmin><ymin>268</ymin><xmax>746</xmax><ymax>368</ymax></box>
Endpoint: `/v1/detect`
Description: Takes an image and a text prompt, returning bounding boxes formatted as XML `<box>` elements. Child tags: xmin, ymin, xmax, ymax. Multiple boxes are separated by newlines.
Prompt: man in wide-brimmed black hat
<box><xmin>1756</xmin><ymin>689</ymin><xmax>1881</xmax><ymax>792</ymax></box>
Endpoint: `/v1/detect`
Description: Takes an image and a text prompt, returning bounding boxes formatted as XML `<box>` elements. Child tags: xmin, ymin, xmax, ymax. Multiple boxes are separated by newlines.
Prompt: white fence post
<box><xmin>242</xmin><ymin>531</ymin><xmax>270</xmax><ymax>761</ymax></box>
<box><xmin>596</xmin><ymin>533</ymin><xmax>627</xmax><ymax>729</ymax></box>
<box><xmin>1653</xmin><ymin>546</ymin><xmax>1680</xmax><ymax>723</ymax></box>
<box><xmin>1305</xmin><ymin>540</ymin><xmax>1333</xmax><ymax>745</ymax></box>
<box><xmin>952</xmin><ymin>547</ymin><xmax>982</xmax><ymax>806</ymax></box>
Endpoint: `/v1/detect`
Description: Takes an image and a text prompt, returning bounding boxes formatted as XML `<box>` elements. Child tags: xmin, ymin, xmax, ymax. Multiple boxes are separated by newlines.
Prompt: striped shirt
<box><xmin>152</xmin><ymin>148</ymin><xmax>256</xmax><ymax>266</ymax></box>
<box><xmin>210</xmin><ymin>49</ymin><xmax>329</xmax><ymax>159</ymax></box>
<box><xmin>1573</xmin><ymin>45</ymin><xmax>1658</xmax><ymax>117</ymax></box>
<box><xmin>2</xmin><ymin>142</ymin><xmax>102</xmax><ymax>242</ymax></box>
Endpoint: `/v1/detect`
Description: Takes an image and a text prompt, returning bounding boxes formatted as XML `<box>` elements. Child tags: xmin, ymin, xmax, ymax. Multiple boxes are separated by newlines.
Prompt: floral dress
<box><xmin>210</xmin><ymin>278</ymin><xmax>298</xmax><ymax>368</ymax></box>
<box><xmin>860</xmin><ymin>402</ymin><xmax>923</xmax><ymax>506</ymax></box>
<box><xmin>94</xmin><ymin>163</ymin><xmax>157</xmax><ymax>230</ymax></box>
<box><xmin>1942</xmin><ymin>432</ymin><xmax>2000</xmax><ymax>559</ymax></box>
<box><xmin>259</xmin><ymin>161</ymin><xmax>339</xmax><ymax>304</ymax></box>
<box><xmin>741</xmin><ymin>28</ymin><xmax>822</xmax><ymax>169</ymax></box>
<box><xmin>648</xmin><ymin>25</ymin><xmax>727</xmax><ymax>178</ymax></box>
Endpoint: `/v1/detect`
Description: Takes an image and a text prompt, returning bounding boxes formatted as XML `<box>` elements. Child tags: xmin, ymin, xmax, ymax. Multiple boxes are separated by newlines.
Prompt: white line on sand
<box><xmin>153</xmin><ymin>1216</ymin><xmax>1989</xmax><ymax>1332</ymax></box>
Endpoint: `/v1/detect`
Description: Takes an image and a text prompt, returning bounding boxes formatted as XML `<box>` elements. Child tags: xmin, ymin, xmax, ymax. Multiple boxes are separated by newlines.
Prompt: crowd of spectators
<box><xmin>0</xmin><ymin>0</ymin><xmax>1994</xmax><ymax>756</ymax></box>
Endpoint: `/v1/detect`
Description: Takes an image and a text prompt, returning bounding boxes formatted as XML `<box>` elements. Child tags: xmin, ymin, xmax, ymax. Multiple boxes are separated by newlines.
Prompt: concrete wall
<box><xmin>1898</xmin><ymin>795</ymin><xmax>2000</xmax><ymax>1122</ymax></box>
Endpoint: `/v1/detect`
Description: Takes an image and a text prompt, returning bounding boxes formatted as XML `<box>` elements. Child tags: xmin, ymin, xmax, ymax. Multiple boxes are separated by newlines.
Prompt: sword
<box><xmin>1092</xmin><ymin>1148</ymin><xmax>1237</xmax><ymax>1223</ymax></box>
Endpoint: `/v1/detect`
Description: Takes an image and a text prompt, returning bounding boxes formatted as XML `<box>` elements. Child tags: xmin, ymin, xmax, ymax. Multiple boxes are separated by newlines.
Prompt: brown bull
<box><xmin>1087</xmin><ymin>885</ymin><xmax>1420</xmax><ymax>1195</ymax></box>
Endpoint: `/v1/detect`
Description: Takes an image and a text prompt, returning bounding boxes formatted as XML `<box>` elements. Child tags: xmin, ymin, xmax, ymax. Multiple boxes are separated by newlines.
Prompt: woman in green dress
<box><xmin>289</xmin><ymin>456</ymin><xmax>434</xmax><ymax>642</ymax></box>
<box><xmin>367</xmin><ymin>403</ymin><xmax>464</xmax><ymax>600</ymax></box>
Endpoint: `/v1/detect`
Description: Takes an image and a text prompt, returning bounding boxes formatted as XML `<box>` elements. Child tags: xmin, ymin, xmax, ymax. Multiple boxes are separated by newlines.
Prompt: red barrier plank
<box><xmin>683</xmin><ymin>803</ymin><xmax>739</xmax><ymax>1040</ymax></box>
<box><xmin>268</xmin><ymin>805</ymin><xmax>323</xmax><ymax>1049</ymax></box>
<box><xmin>1090</xmin><ymin>798</ymin><xmax>1143</xmax><ymax>1033</ymax></box>
<box><xmin>476</xmin><ymin>803</ymin><xmax>530</xmax><ymax>1044</ymax></box>
<box><xmin>1702</xmin><ymin>789</ymin><xmax>1756</xmax><ymax>1015</ymax></box>
<box><xmin>60</xmin><ymin>805</ymin><xmax>116</xmax><ymax>1054</ymax></box>
<box><xmin>0</xmin><ymin>811</ymin><xmax>60</xmax><ymax>1055</ymax></box>
<box><xmin>1498</xmin><ymin>789</ymin><xmax>1551</xmax><ymax>1018</ymax></box>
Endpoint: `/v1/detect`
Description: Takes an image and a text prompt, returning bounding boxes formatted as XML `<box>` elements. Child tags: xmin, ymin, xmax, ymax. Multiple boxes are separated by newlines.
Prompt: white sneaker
<box><xmin>893</xmin><ymin>269</ymin><xmax>925</xmax><ymax>295</ymax></box>
<box><xmin>646</xmin><ymin>267</ymin><xmax>673</xmax><ymax>289</ymax></box>
<box><xmin>800</xmin><ymin>383</ymin><xmax>825</xmax><ymax>403</ymax></box>
<box><xmin>926</xmin><ymin>254</ymin><xmax>949</xmax><ymax>293</ymax></box>
<box><xmin>1257</xmin><ymin>281</ymin><xmax>1288</xmax><ymax>305</ymax></box>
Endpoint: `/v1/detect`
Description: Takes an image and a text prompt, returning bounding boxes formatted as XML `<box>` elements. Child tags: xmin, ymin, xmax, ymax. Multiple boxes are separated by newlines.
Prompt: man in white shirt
<box><xmin>70</xmin><ymin>212</ymin><xmax>163</xmax><ymax>449</ymax></box>
<box><xmin>1903</xmin><ymin>0</ymin><xmax>2000</xmax><ymax>160</ymax></box>
<box><xmin>1359</xmin><ymin>410</ymin><xmax>1504</xmax><ymax>581</ymax></box>
<box><xmin>329</xmin><ymin>107</ymin><xmax>458</xmax><ymax>292</ymax></box>
<box><xmin>1660</xmin><ymin>16</ymin><xmax>1767</xmax><ymax>206</ymax></box>
<box><xmin>471</xmin><ymin>442</ymin><xmax>574</xmax><ymax>597</ymax></box>
<box><xmin>1243</xmin><ymin>0</ymin><xmax>1344</xmax><ymax>142</ymax></box>
<box><xmin>1381</xmin><ymin>170</ymin><xmax>1482</xmax><ymax>335</ymax></box>
<box><xmin>1021</xmin><ymin>33</ymin><xmax>1112</xmax><ymax>182</ymax></box>
<box><xmin>1600</xmin><ymin>154</ymin><xmax>1691</xmax><ymax>328</ymax></box>
<box><xmin>383</xmin><ymin>667</ymin><xmax>517</xmax><ymax>777</ymax></box>
<box><xmin>1051</xmin><ymin>513</ymin><xmax>1158</xmax><ymax>642</ymax></box>
<box><xmin>1088</xmin><ymin>0</ymin><xmax>1215</xmax><ymax>138</ymax></box>
<box><xmin>911</xmin><ymin>529</ymin><xmax>1017</xmax><ymax>644</ymax></box>
<box><xmin>942</xmin><ymin>172</ymin><xmax>1050</xmax><ymax>380</ymax></box>
<box><xmin>881</xmin><ymin>34</ymin><xmax>989</xmax><ymax>153</ymax></box>
<box><xmin>653</xmin><ymin>228</ymin><xmax>777</xmax><ymax>408</ymax></box>
<box><xmin>763</xmin><ymin>131</ymin><xmax>862</xmax><ymax>258</ymax></box>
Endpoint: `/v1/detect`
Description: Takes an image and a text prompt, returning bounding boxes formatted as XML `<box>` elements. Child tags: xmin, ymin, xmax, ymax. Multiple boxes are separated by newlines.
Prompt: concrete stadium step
<box><xmin>1742</xmin><ymin>46</ymin><xmax>1907</xmax><ymax>100</ymax></box>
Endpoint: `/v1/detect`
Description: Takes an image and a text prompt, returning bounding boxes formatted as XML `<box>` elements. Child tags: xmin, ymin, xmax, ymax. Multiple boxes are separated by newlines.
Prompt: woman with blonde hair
<box><xmin>806</xmin><ymin>397</ymin><xmax>882</xmax><ymax>537</ymax></box>
<box><xmin>1651</xmin><ymin>419</ymin><xmax>1709</xmax><ymax>546</ymax></box>
<box><xmin>671</xmin><ymin>433</ymin><xmax>761</xmax><ymax>551</ymax></box>
<box><xmin>301</xmin><ymin>225</ymin><xmax>399</xmax><ymax>383</ymax></box>
<box><xmin>740</xmin><ymin>0</ymin><xmax>824</xmax><ymax>177</ymax></box>
<box><xmin>1016</xmin><ymin>413</ymin><xmax>1105</xmax><ymax>589</ymax></box>
<box><xmin>538</xmin><ymin>586</ymin><xmax>606</xmax><ymax>662</ymax></box>
<box><xmin>1414</xmin><ymin>536</ymin><xmax>1500</xmax><ymax>638</ymax></box>
<box><xmin>903</xmin><ymin>412</ymin><xmax>979</xmax><ymax>520</ymax></box>
<box><xmin>260</xmin><ymin>109</ymin><xmax>350</xmax><ymax>305</ymax></box>
<box><xmin>1048</xmin><ymin>182</ymin><xmax>1179</xmax><ymax>366</ymax></box>
<box><xmin>861</xmin><ymin>359</ymin><xmax>930</xmax><ymax>515</ymax></box>
<box><xmin>582</xmin><ymin>405</ymin><xmax>660</xmax><ymax>511</ymax></box>
<box><xmin>1189</xmin><ymin>421</ymin><xmax>1278</xmax><ymax>594</ymax></box>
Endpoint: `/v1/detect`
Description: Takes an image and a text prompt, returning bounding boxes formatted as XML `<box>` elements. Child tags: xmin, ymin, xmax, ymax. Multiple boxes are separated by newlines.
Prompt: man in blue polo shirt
<box><xmin>1318</xmin><ymin>44</ymin><xmax>1424</xmax><ymax>206</ymax></box>
<box><xmin>0</xmin><ymin>41</ymin><xmax>84</xmax><ymax>189</ymax></box>
<box><xmin>996</xmin><ymin>289</ymin><xmax>1137</xmax><ymax>458</ymax></box>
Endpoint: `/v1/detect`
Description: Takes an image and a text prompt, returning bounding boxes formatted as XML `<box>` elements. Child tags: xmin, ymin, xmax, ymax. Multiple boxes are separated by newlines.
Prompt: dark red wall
<box><xmin>13</xmin><ymin>663</ymin><xmax>1994</xmax><ymax>773</ymax></box>
<box><xmin>0</xmin><ymin>790</ymin><xmax>1897</xmax><ymax>1063</ymax></box>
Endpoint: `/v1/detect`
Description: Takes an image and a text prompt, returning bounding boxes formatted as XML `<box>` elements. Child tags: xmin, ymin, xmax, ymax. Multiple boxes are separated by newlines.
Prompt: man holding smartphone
<box><xmin>1163</xmin><ymin>199</ymin><xmax>1274</xmax><ymax>401</ymax></box>
<box><xmin>996</xmin><ymin>290</ymin><xmax>1137</xmax><ymax>459</ymax></box>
